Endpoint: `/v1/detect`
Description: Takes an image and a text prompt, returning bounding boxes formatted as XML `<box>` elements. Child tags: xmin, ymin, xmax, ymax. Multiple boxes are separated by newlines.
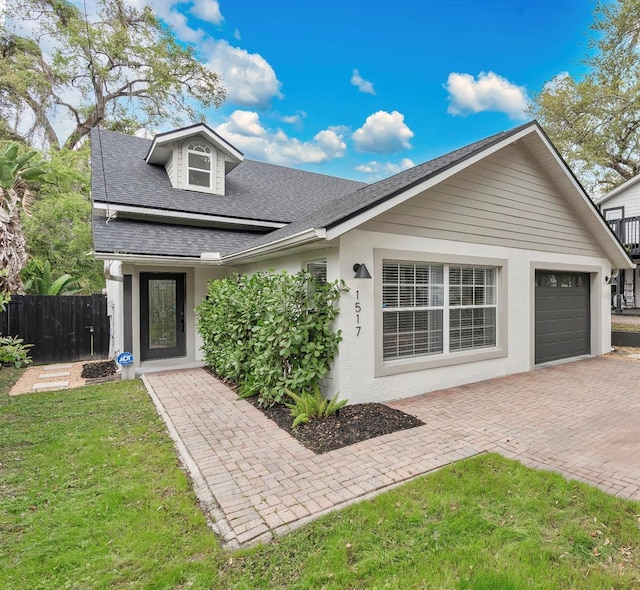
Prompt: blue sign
<box><xmin>116</xmin><ymin>352</ymin><xmax>134</xmax><ymax>366</ymax></box>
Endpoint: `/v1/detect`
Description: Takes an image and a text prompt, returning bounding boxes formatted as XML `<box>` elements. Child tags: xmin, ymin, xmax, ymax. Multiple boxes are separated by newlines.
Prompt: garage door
<box><xmin>535</xmin><ymin>271</ymin><xmax>590</xmax><ymax>364</ymax></box>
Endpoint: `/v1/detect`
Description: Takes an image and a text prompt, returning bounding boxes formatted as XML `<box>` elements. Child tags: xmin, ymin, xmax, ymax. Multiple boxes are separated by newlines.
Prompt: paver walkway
<box><xmin>143</xmin><ymin>355</ymin><xmax>640</xmax><ymax>548</ymax></box>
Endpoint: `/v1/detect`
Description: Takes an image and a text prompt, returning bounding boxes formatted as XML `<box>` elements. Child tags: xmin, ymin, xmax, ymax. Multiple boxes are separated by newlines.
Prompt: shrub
<box><xmin>0</xmin><ymin>335</ymin><xmax>32</xmax><ymax>368</ymax></box>
<box><xmin>285</xmin><ymin>387</ymin><xmax>348</xmax><ymax>428</ymax></box>
<box><xmin>0</xmin><ymin>285</ymin><xmax>32</xmax><ymax>368</ymax></box>
<box><xmin>197</xmin><ymin>270</ymin><xmax>347</xmax><ymax>406</ymax></box>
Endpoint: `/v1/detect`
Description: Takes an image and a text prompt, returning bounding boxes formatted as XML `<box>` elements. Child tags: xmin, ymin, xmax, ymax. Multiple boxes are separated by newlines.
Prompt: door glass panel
<box><xmin>148</xmin><ymin>279</ymin><xmax>177</xmax><ymax>349</ymax></box>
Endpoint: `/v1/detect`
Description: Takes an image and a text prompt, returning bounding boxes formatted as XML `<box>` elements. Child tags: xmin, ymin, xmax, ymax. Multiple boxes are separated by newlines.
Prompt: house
<box><xmin>91</xmin><ymin>121</ymin><xmax>633</xmax><ymax>404</ymax></box>
<box><xmin>595</xmin><ymin>177</ymin><xmax>640</xmax><ymax>309</ymax></box>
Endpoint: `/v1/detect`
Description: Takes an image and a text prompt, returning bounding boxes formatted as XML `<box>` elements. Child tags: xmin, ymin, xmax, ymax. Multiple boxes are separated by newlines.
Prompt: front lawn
<box><xmin>2</xmin><ymin>380</ymin><xmax>640</xmax><ymax>589</ymax></box>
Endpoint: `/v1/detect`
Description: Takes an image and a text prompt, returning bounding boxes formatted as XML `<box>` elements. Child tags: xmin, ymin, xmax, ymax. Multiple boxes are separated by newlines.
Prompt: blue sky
<box><xmin>68</xmin><ymin>1</ymin><xmax>602</xmax><ymax>180</ymax></box>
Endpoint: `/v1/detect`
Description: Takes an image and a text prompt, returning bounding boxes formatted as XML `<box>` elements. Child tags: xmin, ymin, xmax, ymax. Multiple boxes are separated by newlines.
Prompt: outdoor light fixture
<box><xmin>353</xmin><ymin>263</ymin><xmax>371</xmax><ymax>279</ymax></box>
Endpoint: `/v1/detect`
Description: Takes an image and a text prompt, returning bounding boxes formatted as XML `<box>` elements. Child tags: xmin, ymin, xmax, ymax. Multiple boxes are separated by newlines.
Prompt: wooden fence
<box><xmin>0</xmin><ymin>295</ymin><xmax>110</xmax><ymax>365</ymax></box>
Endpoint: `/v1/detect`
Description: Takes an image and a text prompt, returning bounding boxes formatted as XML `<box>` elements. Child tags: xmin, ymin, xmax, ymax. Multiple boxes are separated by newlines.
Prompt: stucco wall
<box><xmin>107</xmin><ymin>261</ymin><xmax>230</xmax><ymax>369</ymax></box>
<box><xmin>332</xmin><ymin>229</ymin><xmax>611</xmax><ymax>404</ymax></box>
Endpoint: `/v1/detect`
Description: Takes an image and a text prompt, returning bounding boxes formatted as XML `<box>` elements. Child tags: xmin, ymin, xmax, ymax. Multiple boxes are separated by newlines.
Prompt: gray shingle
<box><xmin>92</xmin><ymin>121</ymin><xmax>538</xmax><ymax>260</ymax></box>
<box><xmin>93</xmin><ymin>217</ymin><xmax>263</xmax><ymax>257</ymax></box>
<box><xmin>91</xmin><ymin>129</ymin><xmax>365</xmax><ymax>224</ymax></box>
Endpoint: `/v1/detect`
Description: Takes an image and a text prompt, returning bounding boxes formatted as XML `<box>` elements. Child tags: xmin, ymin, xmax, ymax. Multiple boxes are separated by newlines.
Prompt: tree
<box><xmin>21</xmin><ymin>145</ymin><xmax>105</xmax><ymax>293</ymax></box>
<box><xmin>0</xmin><ymin>143</ymin><xmax>47</xmax><ymax>293</ymax></box>
<box><xmin>2</xmin><ymin>0</ymin><xmax>226</xmax><ymax>150</ymax></box>
<box><xmin>530</xmin><ymin>0</ymin><xmax>640</xmax><ymax>193</ymax></box>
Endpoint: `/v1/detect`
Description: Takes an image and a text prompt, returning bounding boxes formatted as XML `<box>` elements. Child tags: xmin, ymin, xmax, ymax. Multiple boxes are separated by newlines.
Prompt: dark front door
<box><xmin>535</xmin><ymin>271</ymin><xmax>590</xmax><ymax>364</ymax></box>
<box><xmin>140</xmin><ymin>273</ymin><xmax>186</xmax><ymax>361</ymax></box>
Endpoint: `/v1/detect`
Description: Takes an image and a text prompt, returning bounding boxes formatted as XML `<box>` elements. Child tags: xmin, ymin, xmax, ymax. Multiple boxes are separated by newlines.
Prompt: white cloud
<box><xmin>445</xmin><ymin>71</ymin><xmax>528</xmax><ymax>120</ymax></box>
<box><xmin>355</xmin><ymin>158</ymin><xmax>415</xmax><ymax>177</ymax></box>
<box><xmin>204</xmin><ymin>40</ymin><xmax>283</xmax><ymax>109</ymax></box>
<box><xmin>352</xmin><ymin>110</ymin><xmax>414</xmax><ymax>153</ymax></box>
<box><xmin>190</xmin><ymin>0</ymin><xmax>223</xmax><ymax>25</ymax></box>
<box><xmin>351</xmin><ymin>69</ymin><xmax>376</xmax><ymax>95</ymax></box>
<box><xmin>314</xmin><ymin>129</ymin><xmax>347</xmax><ymax>158</ymax></box>
<box><xmin>216</xmin><ymin>110</ymin><xmax>346</xmax><ymax>166</ymax></box>
<box><xmin>233</xmin><ymin>28</ymin><xmax>241</xmax><ymax>40</ymax></box>
<box><xmin>281</xmin><ymin>114</ymin><xmax>302</xmax><ymax>124</ymax></box>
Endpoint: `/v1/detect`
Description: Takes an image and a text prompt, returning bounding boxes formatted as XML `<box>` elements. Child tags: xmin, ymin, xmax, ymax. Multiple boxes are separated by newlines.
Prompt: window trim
<box><xmin>602</xmin><ymin>206</ymin><xmax>624</xmax><ymax>221</ymax></box>
<box><xmin>374</xmin><ymin>249</ymin><xmax>508</xmax><ymax>377</ymax></box>
<box><xmin>184</xmin><ymin>140</ymin><xmax>213</xmax><ymax>192</ymax></box>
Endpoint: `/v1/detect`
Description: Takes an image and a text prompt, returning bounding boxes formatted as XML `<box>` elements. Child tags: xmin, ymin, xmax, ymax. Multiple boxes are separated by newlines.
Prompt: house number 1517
<box><xmin>355</xmin><ymin>290</ymin><xmax>362</xmax><ymax>336</ymax></box>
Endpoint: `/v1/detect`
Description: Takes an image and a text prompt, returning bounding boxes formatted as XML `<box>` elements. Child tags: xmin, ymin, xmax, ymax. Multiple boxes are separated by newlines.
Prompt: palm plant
<box><xmin>23</xmin><ymin>260</ymin><xmax>80</xmax><ymax>295</ymax></box>
<box><xmin>0</xmin><ymin>142</ymin><xmax>47</xmax><ymax>294</ymax></box>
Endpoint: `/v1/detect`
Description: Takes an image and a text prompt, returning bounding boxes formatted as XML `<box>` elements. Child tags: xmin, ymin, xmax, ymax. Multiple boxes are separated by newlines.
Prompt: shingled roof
<box><xmin>93</xmin><ymin>121</ymin><xmax>559</xmax><ymax>261</ymax></box>
<box><xmin>93</xmin><ymin>217</ymin><xmax>262</xmax><ymax>258</ymax></box>
<box><xmin>91</xmin><ymin>129</ymin><xmax>366</xmax><ymax>224</ymax></box>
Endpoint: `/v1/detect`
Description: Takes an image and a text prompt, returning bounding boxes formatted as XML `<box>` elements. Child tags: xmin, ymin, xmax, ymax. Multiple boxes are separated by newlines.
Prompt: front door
<box><xmin>140</xmin><ymin>273</ymin><xmax>186</xmax><ymax>361</ymax></box>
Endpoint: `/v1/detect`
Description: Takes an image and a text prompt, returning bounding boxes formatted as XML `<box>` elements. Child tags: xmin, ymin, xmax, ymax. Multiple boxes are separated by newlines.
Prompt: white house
<box><xmin>91</xmin><ymin>121</ymin><xmax>633</xmax><ymax>404</ymax></box>
<box><xmin>596</xmin><ymin>177</ymin><xmax>640</xmax><ymax>308</ymax></box>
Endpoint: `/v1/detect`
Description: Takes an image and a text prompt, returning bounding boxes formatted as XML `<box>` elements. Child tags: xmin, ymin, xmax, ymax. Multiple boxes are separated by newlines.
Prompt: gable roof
<box><xmin>91</xmin><ymin>129</ymin><xmax>366</xmax><ymax>224</ymax></box>
<box><xmin>232</xmin><ymin>122</ymin><xmax>535</xmax><ymax>255</ymax></box>
<box><xmin>223</xmin><ymin>121</ymin><xmax>633</xmax><ymax>270</ymax></box>
<box><xmin>596</xmin><ymin>174</ymin><xmax>640</xmax><ymax>207</ymax></box>
<box><xmin>145</xmin><ymin>122</ymin><xmax>244</xmax><ymax>169</ymax></box>
<box><xmin>92</xmin><ymin>122</ymin><xmax>633</xmax><ymax>270</ymax></box>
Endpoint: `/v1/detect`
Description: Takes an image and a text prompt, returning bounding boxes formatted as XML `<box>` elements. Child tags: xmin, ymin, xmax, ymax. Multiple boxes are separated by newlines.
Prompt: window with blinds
<box><xmin>306</xmin><ymin>260</ymin><xmax>327</xmax><ymax>284</ymax></box>
<box><xmin>449</xmin><ymin>266</ymin><xmax>496</xmax><ymax>352</ymax></box>
<box><xmin>382</xmin><ymin>261</ymin><xmax>497</xmax><ymax>361</ymax></box>
<box><xmin>382</xmin><ymin>262</ymin><xmax>444</xmax><ymax>360</ymax></box>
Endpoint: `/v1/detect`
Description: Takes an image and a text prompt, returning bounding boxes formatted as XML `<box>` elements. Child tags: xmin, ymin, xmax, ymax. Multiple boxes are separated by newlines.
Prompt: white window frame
<box><xmin>184</xmin><ymin>140</ymin><xmax>213</xmax><ymax>192</ymax></box>
<box><xmin>374</xmin><ymin>249</ymin><xmax>508</xmax><ymax>377</ymax></box>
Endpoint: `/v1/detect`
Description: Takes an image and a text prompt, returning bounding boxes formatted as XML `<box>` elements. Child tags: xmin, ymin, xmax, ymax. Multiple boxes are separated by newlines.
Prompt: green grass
<box><xmin>2</xmin><ymin>380</ymin><xmax>640</xmax><ymax>589</ymax></box>
<box><xmin>0</xmin><ymin>365</ymin><xmax>24</xmax><ymax>395</ymax></box>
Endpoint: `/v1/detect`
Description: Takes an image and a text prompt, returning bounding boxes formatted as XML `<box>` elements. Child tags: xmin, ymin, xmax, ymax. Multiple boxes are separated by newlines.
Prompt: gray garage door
<box><xmin>535</xmin><ymin>271</ymin><xmax>590</xmax><ymax>364</ymax></box>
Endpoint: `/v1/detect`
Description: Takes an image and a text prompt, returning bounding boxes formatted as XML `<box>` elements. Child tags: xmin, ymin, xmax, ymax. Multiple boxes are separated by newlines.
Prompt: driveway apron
<box><xmin>143</xmin><ymin>356</ymin><xmax>640</xmax><ymax>548</ymax></box>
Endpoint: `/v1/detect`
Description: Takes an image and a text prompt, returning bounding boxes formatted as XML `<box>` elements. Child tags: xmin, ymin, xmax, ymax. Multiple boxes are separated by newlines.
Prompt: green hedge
<box><xmin>196</xmin><ymin>270</ymin><xmax>347</xmax><ymax>406</ymax></box>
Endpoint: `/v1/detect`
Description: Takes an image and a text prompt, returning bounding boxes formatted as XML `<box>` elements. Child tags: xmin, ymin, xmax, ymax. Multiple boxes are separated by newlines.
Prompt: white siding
<box><xmin>214</xmin><ymin>149</ymin><xmax>225</xmax><ymax>195</ymax></box>
<box><xmin>361</xmin><ymin>143</ymin><xmax>604</xmax><ymax>257</ymax></box>
<box><xmin>175</xmin><ymin>144</ymin><xmax>184</xmax><ymax>189</ymax></box>
<box><xmin>601</xmin><ymin>185</ymin><xmax>640</xmax><ymax>219</ymax></box>
<box><xmin>164</xmin><ymin>153</ymin><xmax>175</xmax><ymax>186</ymax></box>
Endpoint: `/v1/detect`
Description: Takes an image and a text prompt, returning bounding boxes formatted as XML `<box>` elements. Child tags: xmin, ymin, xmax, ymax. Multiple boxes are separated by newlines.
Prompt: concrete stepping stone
<box><xmin>32</xmin><ymin>381</ymin><xmax>69</xmax><ymax>391</ymax></box>
<box><xmin>42</xmin><ymin>364</ymin><xmax>73</xmax><ymax>371</ymax></box>
<box><xmin>38</xmin><ymin>371</ymin><xmax>70</xmax><ymax>379</ymax></box>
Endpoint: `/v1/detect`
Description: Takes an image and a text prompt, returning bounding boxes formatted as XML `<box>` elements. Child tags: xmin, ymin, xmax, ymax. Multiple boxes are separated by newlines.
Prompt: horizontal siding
<box><xmin>361</xmin><ymin>143</ymin><xmax>604</xmax><ymax>257</ymax></box>
<box><xmin>165</xmin><ymin>153</ymin><xmax>175</xmax><ymax>186</ymax></box>
<box><xmin>603</xmin><ymin>187</ymin><xmax>640</xmax><ymax>218</ymax></box>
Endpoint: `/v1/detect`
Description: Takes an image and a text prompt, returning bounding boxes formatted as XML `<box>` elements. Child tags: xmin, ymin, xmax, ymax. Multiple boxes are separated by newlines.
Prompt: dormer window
<box><xmin>187</xmin><ymin>141</ymin><xmax>212</xmax><ymax>189</ymax></box>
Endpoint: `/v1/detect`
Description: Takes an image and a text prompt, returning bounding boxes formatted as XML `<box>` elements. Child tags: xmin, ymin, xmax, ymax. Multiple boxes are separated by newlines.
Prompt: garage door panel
<box><xmin>535</xmin><ymin>271</ymin><xmax>590</xmax><ymax>364</ymax></box>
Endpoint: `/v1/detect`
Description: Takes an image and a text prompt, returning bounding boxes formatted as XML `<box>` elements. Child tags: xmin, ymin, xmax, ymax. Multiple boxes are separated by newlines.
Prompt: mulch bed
<box><xmin>204</xmin><ymin>367</ymin><xmax>425</xmax><ymax>454</ymax></box>
<box><xmin>81</xmin><ymin>360</ymin><xmax>117</xmax><ymax>379</ymax></box>
<box><xmin>247</xmin><ymin>396</ymin><xmax>424</xmax><ymax>454</ymax></box>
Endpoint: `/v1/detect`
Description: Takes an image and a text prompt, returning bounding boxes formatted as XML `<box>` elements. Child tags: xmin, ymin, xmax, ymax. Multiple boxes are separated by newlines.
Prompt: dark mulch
<box><xmin>203</xmin><ymin>367</ymin><xmax>425</xmax><ymax>454</ymax></box>
<box><xmin>247</xmin><ymin>396</ymin><xmax>425</xmax><ymax>454</ymax></box>
<box><xmin>81</xmin><ymin>360</ymin><xmax>117</xmax><ymax>379</ymax></box>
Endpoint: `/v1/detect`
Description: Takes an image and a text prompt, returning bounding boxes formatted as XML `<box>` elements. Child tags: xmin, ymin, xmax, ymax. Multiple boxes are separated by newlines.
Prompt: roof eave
<box><xmin>94</xmin><ymin>252</ymin><xmax>221</xmax><ymax>266</ymax></box>
<box><xmin>221</xmin><ymin>228</ymin><xmax>327</xmax><ymax>264</ymax></box>
<box><xmin>145</xmin><ymin>123</ymin><xmax>244</xmax><ymax>165</ymax></box>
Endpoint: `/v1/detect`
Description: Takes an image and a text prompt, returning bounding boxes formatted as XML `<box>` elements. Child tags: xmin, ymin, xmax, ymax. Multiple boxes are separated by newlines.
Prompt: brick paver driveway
<box><xmin>143</xmin><ymin>356</ymin><xmax>640</xmax><ymax>548</ymax></box>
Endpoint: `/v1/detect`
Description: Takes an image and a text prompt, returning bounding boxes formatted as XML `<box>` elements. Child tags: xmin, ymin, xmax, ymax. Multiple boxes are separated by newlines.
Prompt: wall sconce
<box><xmin>353</xmin><ymin>263</ymin><xmax>371</xmax><ymax>279</ymax></box>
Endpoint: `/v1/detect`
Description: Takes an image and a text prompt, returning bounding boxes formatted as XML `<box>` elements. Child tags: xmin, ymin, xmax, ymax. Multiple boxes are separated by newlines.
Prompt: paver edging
<box><xmin>142</xmin><ymin>373</ymin><xmax>251</xmax><ymax>549</ymax></box>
